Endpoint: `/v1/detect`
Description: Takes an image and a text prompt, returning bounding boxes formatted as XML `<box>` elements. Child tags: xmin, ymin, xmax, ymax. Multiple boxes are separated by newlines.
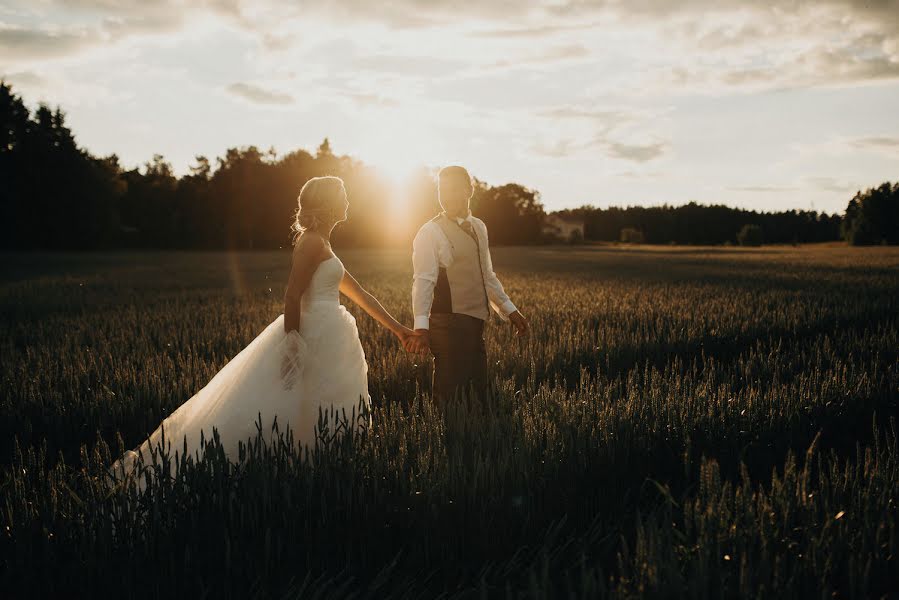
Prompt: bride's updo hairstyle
<box><xmin>290</xmin><ymin>175</ymin><xmax>346</xmax><ymax>245</ymax></box>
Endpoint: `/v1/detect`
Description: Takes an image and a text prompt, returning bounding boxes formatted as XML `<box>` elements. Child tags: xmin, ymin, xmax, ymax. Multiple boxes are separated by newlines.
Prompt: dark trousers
<box><xmin>428</xmin><ymin>313</ymin><xmax>489</xmax><ymax>408</ymax></box>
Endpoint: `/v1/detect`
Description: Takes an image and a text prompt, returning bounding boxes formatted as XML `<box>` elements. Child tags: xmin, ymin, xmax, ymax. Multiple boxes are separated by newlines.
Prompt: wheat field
<box><xmin>1</xmin><ymin>245</ymin><xmax>897</xmax><ymax>598</ymax></box>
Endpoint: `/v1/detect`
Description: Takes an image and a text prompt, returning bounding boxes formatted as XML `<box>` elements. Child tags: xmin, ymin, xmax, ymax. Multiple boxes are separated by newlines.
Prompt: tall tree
<box><xmin>472</xmin><ymin>183</ymin><xmax>545</xmax><ymax>245</ymax></box>
<box><xmin>842</xmin><ymin>182</ymin><xmax>899</xmax><ymax>245</ymax></box>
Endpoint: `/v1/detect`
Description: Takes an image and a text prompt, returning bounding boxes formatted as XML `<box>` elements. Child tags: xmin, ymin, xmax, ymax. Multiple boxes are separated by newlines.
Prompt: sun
<box><xmin>375</xmin><ymin>158</ymin><xmax>421</xmax><ymax>190</ymax></box>
<box><xmin>376</xmin><ymin>159</ymin><xmax>422</xmax><ymax>231</ymax></box>
<box><xmin>366</xmin><ymin>135</ymin><xmax>430</xmax><ymax>187</ymax></box>
<box><xmin>355</xmin><ymin>124</ymin><xmax>437</xmax><ymax>220</ymax></box>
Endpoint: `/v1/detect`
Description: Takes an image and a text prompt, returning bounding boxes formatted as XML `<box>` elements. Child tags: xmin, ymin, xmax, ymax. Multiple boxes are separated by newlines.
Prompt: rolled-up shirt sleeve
<box><xmin>412</xmin><ymin>224</ymin><xmax>439</xmax><ymax>330</ymax></box>
<box><xmin>476</xmin><ymin>219</ymin><xmax>517</xmax><ymax>321</ymax></box>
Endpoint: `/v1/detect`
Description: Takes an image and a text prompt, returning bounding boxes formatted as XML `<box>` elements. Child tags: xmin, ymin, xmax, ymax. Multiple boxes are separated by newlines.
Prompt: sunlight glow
<box><xmin>354</xmin><ymin>116</ymin><xmax>438</xmax><ymax>226</ymax></box>
<box><xmin>380</xmin><ymin>167</ymin><xmax>420</xmax><ymax>235</ymax></box>
<box><xmin>362</xmin><ymin>131</ymin><xmax>432</xmax><ymax>186</ymax></box>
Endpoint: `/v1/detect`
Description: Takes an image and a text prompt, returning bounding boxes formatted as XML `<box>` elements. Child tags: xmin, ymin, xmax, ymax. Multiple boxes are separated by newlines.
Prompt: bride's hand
<box><xmin>397</xmin><ymin>327</ymin><xmax>429</xmax><ymax>355</ymax></box>
<box><xmin>395</xmin><ymin>326</ymin><xmax>415</xmax><ymax>345</ymax></box>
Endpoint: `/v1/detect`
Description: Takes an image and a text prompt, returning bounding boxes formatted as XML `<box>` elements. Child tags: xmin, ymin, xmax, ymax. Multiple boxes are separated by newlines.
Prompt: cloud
<box><xmin>614</xmin><ymin>169</ymin><xmax>665</xmax><ymax>180</ymax></box>
<box><xmin>531</xmin><ymin>138</ymin><xmax>580</xmax><ymax>158</ymax></box>
<box><xmin>0</xmin><ymin>0</ymin><xmax>221</xmax><ymax>65</ymax></box>
<box><xmin>727</xmin><ymin>185</ymin><xmax>801</xmax><ymax>193</ymax></box>
<box><xmin>649</xmin><ymin>2</ymin><xmax>899</xmax><ymax>92</ymax></box>
<box><xmin>468</xmin><ymin>20</ymin><xmax>604</xmax><ymax>39</ymax></box>
<box><xmin>100</xmin><ymin>13</ymin><xmax>186</xmax><ymax>39</ymax></box>
<box><xmin>532</xmin><ymin>103</ymin><xmax>670</xmax><ymax>162</ymax></box>
<box><xmin>259</xmin><ymin>31</ymin><xmax>293</xmax><ymax>51</ymax></box>
<box><xmin>537</xmin><ymin>105</ymin><xmax>657</xmax><ymax>132</ymax></box>
<box><xmin>530</xmin><ymin>134</ymin><xmax>669</xmax><ymax>163</ymax></box>
<box><xmin>805</xmin><ymin>176</ymin><xmax>860</xmax><ymax>193</ymax></box>
<box><xmin>849</xmin><ymin>136</ymin><xmax>899</xmax><ymax>152</ymax></box>
<box><xmin>226</xmin><ymin>82</ymin><xmax>293</xmax><ymax>104</ymax></box>
<box><xmin>290</xmin><ymin>0</ymin><xmax>531</xmax><ymax>28</ymax></box>
<box><xmin>0</xmin><ymin>6</ymin><xmax>188</xmax><ymax>64</ymax></box>
<box><xmin>346</xmin><ymin>92</ymin><xmax>400</xmax><ymax>108</ymax></box>
<box><xmin>7</xmin><ymin>0</ymin><xmax>899</xmax><ymax>95</ymax></box>
<box><xmin>0</xmin><ymin>66</ymin><xmax>133</xmax><ymax>107</ymax></box>
<box><xmin>351</xmin><ymin>53</ymin><xmax>468</xmax><ymax>77</ymax></box>
<box><xmin>797</xmin><ymin>134</ymin><xmax>899</xmax><ymax>161</ymax></box>
<box><xmin>0</xmin><ymin>23</ymin><xmax>100</xmax><ymax>60</ymax></box>
<box><xmin>0</xmin><ymin>69</ymin><xmax>45</xmax><ymax>86</ymax></box>
<box><xmin>605</xmin><ymin>140</ymin><xmax>667</xmax><ymax>162</ymax></box>
<box><xmin>487</xmin><ymin>44</ymin><xmax>591</xmax><ymax>69</ymax></box>
<box><xmin>658</xmin><ymin>43</ymin><xmax>899</xmax><ymax>93</ymax></box>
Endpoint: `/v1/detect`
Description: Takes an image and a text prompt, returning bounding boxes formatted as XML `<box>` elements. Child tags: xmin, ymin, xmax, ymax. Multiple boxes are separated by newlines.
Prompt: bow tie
<box><xmin>457</xmin><ymin>219</ymin><xmax>478</xmax><ymax>244</ymax></box>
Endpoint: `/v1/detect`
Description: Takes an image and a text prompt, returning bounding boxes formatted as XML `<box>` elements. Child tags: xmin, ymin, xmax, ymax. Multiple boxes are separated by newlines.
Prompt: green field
<box><xmin>2</xmin><ymin>245</ymin><xmax>898</xmax><ymax>598</ymax></box>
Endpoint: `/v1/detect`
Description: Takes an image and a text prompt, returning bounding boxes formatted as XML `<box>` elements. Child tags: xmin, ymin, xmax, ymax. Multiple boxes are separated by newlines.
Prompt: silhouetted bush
<box><xmin>620</xmin><ymin>227</ymin><xmax>645</xmax><ymax>243</ymax></box>
<box><xmin>737</xmin><ymin>224</ymin><xmax>764</xmax><ymax>246</ymax></box>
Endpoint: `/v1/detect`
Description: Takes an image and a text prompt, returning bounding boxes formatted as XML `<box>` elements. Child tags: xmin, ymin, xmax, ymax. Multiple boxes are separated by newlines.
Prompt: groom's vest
<box><xmin>430</xmin><ymin>213</ymin><xmax>491</xmax><ymax>321</ymax></box>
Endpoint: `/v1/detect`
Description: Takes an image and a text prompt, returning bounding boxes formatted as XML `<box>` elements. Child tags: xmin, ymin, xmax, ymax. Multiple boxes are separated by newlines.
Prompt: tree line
<box><xmin>554</xmin><ymin>202</ymin><xmax>844</xmax><ymax>245</ymax></box>
<box><xmin>1</xmin><ymin>81</ymin><xmax>895</xmax><ymax>250</ymax></box>
<box><xmin>0</xmin><ymin>82</ymin><xmax>545</xmax><ymax>251</ymax></box>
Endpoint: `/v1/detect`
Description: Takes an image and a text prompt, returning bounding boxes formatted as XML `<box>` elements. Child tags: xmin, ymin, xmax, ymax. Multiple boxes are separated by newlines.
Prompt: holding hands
<box><xmin>394</xmin><ymin>309</ymin><xmax>528</xmax><ymax>356</ymax></box>
<box><xmin>396</xmin><ymin>326</ymin><xmax>430</xmax><ymax>355</ymax></box>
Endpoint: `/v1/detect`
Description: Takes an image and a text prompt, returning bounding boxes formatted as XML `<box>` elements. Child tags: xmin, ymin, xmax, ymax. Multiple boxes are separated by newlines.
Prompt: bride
<box><xmin>108</xmin><ymin>175</ymin><xmax>422</xmax><ymax>489</ymax></box>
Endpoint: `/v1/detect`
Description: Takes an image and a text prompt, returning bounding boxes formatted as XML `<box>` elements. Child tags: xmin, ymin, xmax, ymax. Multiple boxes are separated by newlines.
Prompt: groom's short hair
<box><xmin>437</xmin><ymin>165</ymin><xmax>472</xmax><ymax>187</ymax></box>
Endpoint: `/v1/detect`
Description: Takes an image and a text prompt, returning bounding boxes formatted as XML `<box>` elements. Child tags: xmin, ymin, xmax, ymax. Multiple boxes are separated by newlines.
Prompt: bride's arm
<box><xmin>283</xmin><ymin>235</ymin><xmax>326</xmax><ymax>333</ymax></box>
<box><xmin>339</xmin><ymin>269</ymin><xmax>416</xmax><ymax>341</ymax></box>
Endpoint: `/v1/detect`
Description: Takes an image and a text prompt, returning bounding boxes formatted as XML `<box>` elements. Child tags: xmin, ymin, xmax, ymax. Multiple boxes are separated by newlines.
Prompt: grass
<box><xmin>1</xmin><ymin>245</ymin><xmax>897</xmax><ymax>598</ymax></box>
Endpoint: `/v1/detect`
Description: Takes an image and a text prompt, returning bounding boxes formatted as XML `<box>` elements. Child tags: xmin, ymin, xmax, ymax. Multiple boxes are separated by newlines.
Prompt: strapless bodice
<box><xmin>300</xmin><ymin>255</ymin><xmax>344</xmax><ymax>311</ymax></box>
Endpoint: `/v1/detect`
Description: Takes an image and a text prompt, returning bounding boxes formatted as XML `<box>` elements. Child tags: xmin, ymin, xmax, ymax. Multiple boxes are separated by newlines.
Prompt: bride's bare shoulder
<box><xmin>292</xmin><ymin>233</ymin><xmax>328</xmax><ymax>263</ymax></box>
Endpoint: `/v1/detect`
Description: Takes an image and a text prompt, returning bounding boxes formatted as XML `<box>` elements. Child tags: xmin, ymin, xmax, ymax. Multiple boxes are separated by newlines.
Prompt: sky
<box><xmin>1</xmin><ymin>0</ymin><xmax>898</xmax><ymax>215</ymax></box>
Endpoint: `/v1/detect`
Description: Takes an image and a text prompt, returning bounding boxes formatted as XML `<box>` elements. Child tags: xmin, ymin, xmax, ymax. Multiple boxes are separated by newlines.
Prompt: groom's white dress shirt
<box><xmin>412</xmin><ymin>211</ymin><xmax>517</xmax><ymax>330</ymax></box>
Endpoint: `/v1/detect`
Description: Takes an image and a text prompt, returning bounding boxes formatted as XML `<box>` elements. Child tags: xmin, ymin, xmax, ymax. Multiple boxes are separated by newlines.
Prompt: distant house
<box><xmin>542</xmin><ymin>213</ymin><xmax>585</xmax><ymax>243</ymax></box>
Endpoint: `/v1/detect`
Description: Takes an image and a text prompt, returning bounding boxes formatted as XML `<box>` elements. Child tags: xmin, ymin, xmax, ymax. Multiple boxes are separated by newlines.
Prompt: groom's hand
<box><xmin>406</xmin><ymin>329</ymin><xmax>430</xmax><ymax>355</ymax></box>
<box><xmin>509</xmin><ymin>310</ymin><xmax>529</xmax><ymax>337</ymax></box>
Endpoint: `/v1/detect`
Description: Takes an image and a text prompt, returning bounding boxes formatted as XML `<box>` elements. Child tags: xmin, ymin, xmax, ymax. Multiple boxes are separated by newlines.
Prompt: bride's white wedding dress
<box><xmin>108</xmin><ymin>254</ymin><xmax>372</xmax><ymax>488</ymax></box>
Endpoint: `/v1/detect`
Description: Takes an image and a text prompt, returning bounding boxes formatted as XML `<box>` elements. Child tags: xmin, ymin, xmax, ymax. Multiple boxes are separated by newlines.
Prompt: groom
<box><xmin>405</xmin><ymin>165</ymin><xmax>529</xmax><ymax>407</ymax></box>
